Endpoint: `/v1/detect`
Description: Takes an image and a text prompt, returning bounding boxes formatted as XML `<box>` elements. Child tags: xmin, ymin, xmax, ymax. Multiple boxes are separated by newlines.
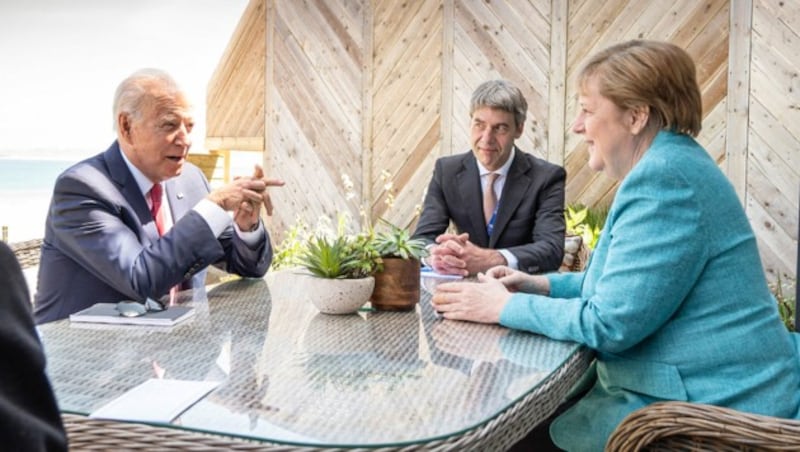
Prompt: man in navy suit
<box><xmin>413</xmin><ymin>80</ymin><xmax>566</xmax><ymax>276</ymax></box>
<box><xmin>34</xmin><ymin>68</ymin><xmax>283</xmax><ymax>323</ymax></box>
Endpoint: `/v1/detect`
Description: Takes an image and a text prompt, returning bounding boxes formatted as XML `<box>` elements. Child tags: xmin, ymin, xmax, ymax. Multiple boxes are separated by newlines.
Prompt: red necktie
<box><xmin>149</xmin><ymin>183</ymin><xmax>176</xmax><ymax>304</ymax></box>
<box><xmin>150</xmin><ymin>183</ymin><xmax>167</xmax><ymax>236</ymax></box>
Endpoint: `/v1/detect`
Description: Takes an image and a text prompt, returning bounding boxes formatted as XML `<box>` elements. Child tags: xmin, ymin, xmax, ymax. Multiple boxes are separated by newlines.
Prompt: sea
<box><xmin>0</xmin><ymin>159</ymin><xmax>76</xmax><ymax>243</ymax></box>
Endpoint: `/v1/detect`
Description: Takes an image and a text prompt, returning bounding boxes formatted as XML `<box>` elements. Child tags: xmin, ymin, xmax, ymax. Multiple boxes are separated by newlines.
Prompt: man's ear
<box><xmin>117</xmin><ymin>114</ymin><xmax>132</xmax><ymax>142</ymax></box>
<box><xmin>630</xmin><ymin>105</ymin><xmax>650</xmax><ymax>135</ymax></box>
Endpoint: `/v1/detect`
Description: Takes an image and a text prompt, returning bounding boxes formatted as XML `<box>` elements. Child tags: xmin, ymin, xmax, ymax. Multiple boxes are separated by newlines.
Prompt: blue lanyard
<box><xmin>487</xmin><ymin>208</ymin><xmax>498</xmax><ymax>236</ymax></box>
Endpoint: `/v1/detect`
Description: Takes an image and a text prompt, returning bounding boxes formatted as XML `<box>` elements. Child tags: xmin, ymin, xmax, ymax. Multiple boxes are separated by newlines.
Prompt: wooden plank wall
<box><xmin>206</xmin><ymin>0</ymin><xmax>798</xmax><ymax>283</ymax></box>
<box><xmin>747</xmin><ymin>0</ymin><xmax>799</xmax><ymax>282</ymax></box>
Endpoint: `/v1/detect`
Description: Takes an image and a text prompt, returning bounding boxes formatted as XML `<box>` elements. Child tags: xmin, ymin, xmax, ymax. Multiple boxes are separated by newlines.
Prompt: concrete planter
<box><xmin>303</xmin><ymin>274</ymin><xmax>375</xmax><ymax>315</ymax></box>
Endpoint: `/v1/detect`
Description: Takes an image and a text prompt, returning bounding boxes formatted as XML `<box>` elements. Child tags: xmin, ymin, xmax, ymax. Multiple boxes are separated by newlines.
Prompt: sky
<box><xmin>0</xmin><ymin>0</ymin><xmax>249</xmax><ymax>160</ymax></box>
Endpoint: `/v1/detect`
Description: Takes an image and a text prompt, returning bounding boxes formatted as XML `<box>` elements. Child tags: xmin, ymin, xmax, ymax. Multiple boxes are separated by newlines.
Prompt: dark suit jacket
<box><xmin>34</xmin><ymin>142</ymin><xmax>272</xmax><ymax>323</ymax></box>
<box><xmin>0</xmin><ymin>242</ymin><xmax>67</xmax><ymax>451</ymax></box>
<box><xmin>413</xmin><ymin>149</ymin><xmax>566</xmax><ymax>273</ymax></box>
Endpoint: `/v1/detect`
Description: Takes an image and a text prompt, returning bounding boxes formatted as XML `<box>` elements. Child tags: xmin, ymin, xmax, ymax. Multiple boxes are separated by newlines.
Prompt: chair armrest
<box><xmin>606</xmin><ymin>401</ymin><xmax>800</xmax><ymax>451</ymax></box>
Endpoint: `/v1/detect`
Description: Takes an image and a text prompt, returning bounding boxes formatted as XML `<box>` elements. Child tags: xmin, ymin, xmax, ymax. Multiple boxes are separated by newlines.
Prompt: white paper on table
<box><xmin>90</xmin><ymin>379</ymin><xmax>220</xmax><ymax>424</ymax></box>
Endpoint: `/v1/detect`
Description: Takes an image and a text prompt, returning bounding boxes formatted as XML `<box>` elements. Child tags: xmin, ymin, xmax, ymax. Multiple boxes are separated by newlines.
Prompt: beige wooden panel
<box><xmin>267</xmin><ymin>0</ymin><xmax>367</xmax><ymax>240</ymax></box>
<box><xmin>564</xmin><ymin>0</ymin><xmax>730</xmax><ymax>207</ymax></box>
<box><xmin>749</xmin><ymin>0</ymin><xmax>800</xmax><ymax>280</ymax></box>
<box><xmin>204</xmin><ymin>0</ymin><xmax>796</xmax><ymax>283</ymax></box>
<box><xmin>451</xmin><ymin>0</ymin><xmax>552</xmax><ymax>160</ymax></box>
<box><xmin>371</xmin><ymin>0</ymin><xmax>443</xmax><ymax>230</ymax></box>
<box><xmin>206</xmin><ymin>0</ymin><xmax>266</xmax><ymax>147</ymax></box>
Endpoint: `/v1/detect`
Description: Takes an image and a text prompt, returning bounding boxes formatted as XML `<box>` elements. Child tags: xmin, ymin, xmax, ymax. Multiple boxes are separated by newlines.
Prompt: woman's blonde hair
<box><xmin>577</xmin><ymin>40</ymin><xmax>702</xmax><ymax>137</ymax></box>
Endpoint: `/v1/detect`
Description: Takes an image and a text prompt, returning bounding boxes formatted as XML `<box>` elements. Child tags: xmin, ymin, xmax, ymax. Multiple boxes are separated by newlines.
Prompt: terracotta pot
<box><xmin>371</xmin><ymin>257</ymin><xmax>421</xmax><ymax>311</ymax></box>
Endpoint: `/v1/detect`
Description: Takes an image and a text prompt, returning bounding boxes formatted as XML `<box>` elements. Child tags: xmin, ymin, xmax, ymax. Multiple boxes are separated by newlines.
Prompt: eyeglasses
<box><xmin>116</xmin><ymin>298</ymin><xmax>166</xmax><ymax>317</ymax></box>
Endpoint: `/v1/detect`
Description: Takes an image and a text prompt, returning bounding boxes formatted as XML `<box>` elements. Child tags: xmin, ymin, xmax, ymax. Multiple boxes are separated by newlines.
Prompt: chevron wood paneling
<box><xmin>748</xmin><ymin>0</ymin><xmax>799</xmax><ymax>280</ymax></box>
<box><xmin>371</xmin><ymin>0</ymin><xmax>443</xmax><ymax>230</ymax></box>
<box><xmin>268</xmin><ymin>0</ymin><xmax>367</xmax><ymax>236</ymax></box>
<box><xmin>563</xmin><ymin>0</ymin><xmax>730</xmax><ymax>208</ymax></box>
<box><xmin>451</xmin><ymin>0</ymin><xmax>551</xmax><ymax>160</ymax></box>
<box><xmin>205</xmin><ymin>0</ymin><xmax>798</xmax><ymax>284</ymax></box>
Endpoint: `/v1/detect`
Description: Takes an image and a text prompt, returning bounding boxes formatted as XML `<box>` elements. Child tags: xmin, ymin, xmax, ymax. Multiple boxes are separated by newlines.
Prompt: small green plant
<box><xmin>770</xmin><ymin>275</ymin><xmax>796</xmax><ymax>332</ymax></box>
<box><xmin>565</xmin><ymin>204</ymin><xmax>606</xmax><ymax>250</ymax></box>
<box><xmin>299</xmin><ymin>233</ymin><xmax>380</xmax><ymax>279</ymax></box>
<box><xmin>372</xmin><ymin>218</ymin><xmax>428</xmax><ymax>260</ymax></box>
<box><xmin>271</xmin><ymin>170</ymin><xmax>427</xmax><ymax>276</ymax></box>
<box><xmin>270</xmin><ymin>217</ymin><xmax>310</xmax><ymax>271</ymax></box>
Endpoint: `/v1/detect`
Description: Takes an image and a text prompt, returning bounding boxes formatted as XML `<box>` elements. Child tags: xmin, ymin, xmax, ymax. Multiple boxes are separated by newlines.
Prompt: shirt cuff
<box><xmin>233</xmin><ymin>221</ymin><xmax>265</xmax><ymax>246</ymax></box>
<box><xmin>194</xmin><ymin>199</ymin><xmax>265</xmax><ymax>246</ymax></box>
<box><xmin>499</xmin><ymin>249</ymin><xmax>518</xmax><ymax>270</ymax></box>
<box><xmin>193</xmin><ymin>199</ymin><xmax>231</xmax><ymax>237</ymax></box>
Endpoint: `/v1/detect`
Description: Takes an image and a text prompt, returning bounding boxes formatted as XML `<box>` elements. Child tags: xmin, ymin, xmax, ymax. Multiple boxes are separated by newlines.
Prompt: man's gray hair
<box><xmin>112</xmin><ymin>68</ymin><xmax>181</xmax><ymax>131</ymax></box>
<box><xmin>469</xmin><ymin>79</ymin><xmax>527</xmax><ymax>129</ymax></box>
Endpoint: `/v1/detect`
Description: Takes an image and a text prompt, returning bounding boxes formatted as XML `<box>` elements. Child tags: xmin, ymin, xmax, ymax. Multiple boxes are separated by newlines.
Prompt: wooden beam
<box><xmin>726</xmin><ymin>0</ymin><xmax>752</xmax><ymax>204</ymax></box>
<box><xmin>441</xmin><ymin>0</ymin><xmax>454</xmax><ymax>157</ymax></box>
<box><xmin>204</xmin><ymin>136</ymin><xmax>265</xmax><ymax>152</ymax></box>
<box><xmin>362</xmin><ymin>0</ymin><xmax>374</xmax><ymax>227</ymax></box>
<box><xmin>548</xmin><ymin>0</ymin><xmax>568</xmax><ymax>165</ymax></box>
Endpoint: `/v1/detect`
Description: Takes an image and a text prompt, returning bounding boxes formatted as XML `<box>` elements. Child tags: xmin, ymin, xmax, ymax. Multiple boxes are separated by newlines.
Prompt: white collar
<box><xmin>119</xmin><ymin>147</ymin><xmax>159</xmax><ymax>197</ymax></box>
<box><xmin>477</xmin><ymin>146</ymin><xmax>515</xmax><ymax>177</ymax></box>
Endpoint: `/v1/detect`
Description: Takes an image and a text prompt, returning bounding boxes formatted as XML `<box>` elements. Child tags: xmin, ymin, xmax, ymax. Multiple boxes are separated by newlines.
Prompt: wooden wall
<box><xmin>206</xmin><ymin>0</ymin><xmax>799</xmax><ymax>283</ymax></box>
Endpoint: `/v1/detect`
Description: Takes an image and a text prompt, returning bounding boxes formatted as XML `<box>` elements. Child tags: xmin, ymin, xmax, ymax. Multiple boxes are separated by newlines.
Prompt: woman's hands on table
<box><xmin>431</xmin><ymin>265</ymin><xmax>551</xmax><ymax>324</ymax></box>
<box><xmin>432</xmin><ymin>270</ymin><xmax>510</xmax><ymax>323</ymax></box>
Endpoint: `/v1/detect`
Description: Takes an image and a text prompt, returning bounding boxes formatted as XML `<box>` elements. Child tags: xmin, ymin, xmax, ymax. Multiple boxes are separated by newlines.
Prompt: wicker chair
<box><xmin>9</xmin><ymin>238</ymin><xmax>43</xmax><ymax>269</ymax></box>
<box><xmin>606</xmin><ymin>401</ymin><xmax>800</xmax><ymax>451</ymax></box>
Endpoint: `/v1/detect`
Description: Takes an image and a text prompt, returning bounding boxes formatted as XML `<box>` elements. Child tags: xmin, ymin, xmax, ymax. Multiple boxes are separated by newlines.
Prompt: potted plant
<box><xmin>370</xmin><ymin>219</ymin><xmax>429</xmax><ymax>311</ymax></box>
<box><xmin>298</xmin><ymin>230</ymin><xmax>381</xmax><ymax>315</ymax></box>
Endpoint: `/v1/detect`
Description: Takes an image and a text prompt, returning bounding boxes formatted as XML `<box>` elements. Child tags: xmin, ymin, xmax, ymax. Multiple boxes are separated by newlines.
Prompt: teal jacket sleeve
<box><xmin>500</xmin><ymin>155</ymin><xmax>708</xmax><ymax>353</ymax></box>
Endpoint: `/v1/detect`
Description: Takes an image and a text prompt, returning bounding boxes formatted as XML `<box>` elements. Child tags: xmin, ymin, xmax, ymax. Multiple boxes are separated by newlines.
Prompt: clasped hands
<box><xmin>206</xmin><ymin>164</ymin><xmax>285</xmax><ymax>231</ymax></box>
<box><xmin>427</xmin><ymin>232</ymin><xmax>506</xmax><ymax>276</ymax></box>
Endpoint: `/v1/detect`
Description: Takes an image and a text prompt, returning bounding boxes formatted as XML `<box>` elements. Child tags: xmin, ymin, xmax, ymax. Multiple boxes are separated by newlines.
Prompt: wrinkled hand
<box><xmin>428</xmin><ymin>233</ymin><xmax>470</xmax><ymax>276</ymax></box>
<box><xmin>207</xmin><ymin>164</ymin><xmax>285</xmax><ymax>231</ymax></box>
<box><xmin>428</xmin><ymin>232</ymin><xmax>506</xmax><ymax>276</ymax></box>
<box><xmin>485</xmin><ymin>266</ymin><xmax>550</xmax><ymax>295</ymax></box>
<box><xmin>431</xmin><ymin>274</ymin><xmax>511</xmax><ymax>323</ymax></box>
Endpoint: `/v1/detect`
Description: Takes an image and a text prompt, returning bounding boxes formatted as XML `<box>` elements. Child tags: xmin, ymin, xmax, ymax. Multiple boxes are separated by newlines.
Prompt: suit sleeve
<box><xmin>0</xmin><ymin>243</ymin><xmax>67</xmax><ymax>450</ymax></box>
<box><xmin>412</xmin><ymin>158</ymin><xmax>452</xmax><ymax>245</ymax></box>
<box><xmin>215</xmin><ymin>225</ymin><xmax>272</xmax><ymax>277</ymax></box>
<box><xmin>507</xmin><ymin>164</ymin><xmax>566</xmax><ymax>273</ymax></box>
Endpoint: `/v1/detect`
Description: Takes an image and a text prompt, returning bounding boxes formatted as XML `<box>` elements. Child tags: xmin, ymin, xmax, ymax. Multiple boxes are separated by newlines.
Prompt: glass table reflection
<box><xmin>38</xmin><ymin>271</ymin><xmax>592</xmax><ymax>450</ymax></box>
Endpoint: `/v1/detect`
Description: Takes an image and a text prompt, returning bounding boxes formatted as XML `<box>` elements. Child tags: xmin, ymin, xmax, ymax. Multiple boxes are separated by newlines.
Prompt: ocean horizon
<box><xmin>0</xmin><ymin>159</ymin><xmax>76</xmax><ymax>243</ymax></box>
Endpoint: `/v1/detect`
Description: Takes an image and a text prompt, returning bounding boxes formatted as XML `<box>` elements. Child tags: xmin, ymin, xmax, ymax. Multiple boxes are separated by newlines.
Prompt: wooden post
<box><xmin>726</xmin><ymin>0</ymin><xmax>752</xmax><ymax>204</ymax></box>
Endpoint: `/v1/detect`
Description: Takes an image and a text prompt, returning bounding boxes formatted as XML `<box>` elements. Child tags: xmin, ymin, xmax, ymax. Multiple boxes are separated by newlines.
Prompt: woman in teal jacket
<box><xmin>432</xmin><ymin>40</ymin><xmax>800</xmax><ymax>451</ymax></box>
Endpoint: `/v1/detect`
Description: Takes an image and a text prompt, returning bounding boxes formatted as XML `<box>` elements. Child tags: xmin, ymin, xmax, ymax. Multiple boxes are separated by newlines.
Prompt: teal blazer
<box><xmin>500</xmin><ymin>131</ymin><xmax>800</xmax><ymax>451</ymax></box>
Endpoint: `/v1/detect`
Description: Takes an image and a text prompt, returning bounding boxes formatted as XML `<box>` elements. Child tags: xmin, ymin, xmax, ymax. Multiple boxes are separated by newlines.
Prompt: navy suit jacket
<box><xmin>413</xmin><ymin>149</ymin><xmax>566</xmax><ymax>273</ymax></box>
<box><xmin>0</xmin><ymin>242</ymin><xmax>67</xmax><ymax>450</ymax></box>
<box><xmin>34</xmin><ymin>142</ymin><xmax>272</xmax><ymax>323</ymax></box>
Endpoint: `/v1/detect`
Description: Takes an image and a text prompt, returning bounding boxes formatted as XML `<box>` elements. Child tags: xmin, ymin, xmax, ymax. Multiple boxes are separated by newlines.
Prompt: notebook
<box><xmin>69</xmin><ymin>303</ymin><xmax>195</xmax><ymax>327</ymax></box>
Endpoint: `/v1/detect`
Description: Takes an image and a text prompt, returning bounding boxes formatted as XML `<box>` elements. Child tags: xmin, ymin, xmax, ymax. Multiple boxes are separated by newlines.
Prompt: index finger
<box><xmin>433</xmin><ymin>281</ymin><xmax>464</xmax><ymax>293</ymax></box>
<box><xmin>262</xmin><ymin>178</ymin><xmax>285</xmax><ymax>187</ymax></box>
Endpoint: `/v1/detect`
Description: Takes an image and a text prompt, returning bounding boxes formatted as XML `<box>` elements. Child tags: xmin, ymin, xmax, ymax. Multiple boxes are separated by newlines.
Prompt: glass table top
<box><xmin>38</xmin><ymin>271</ymin><xmax>587</xmax><ymax>448</ymax></box>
